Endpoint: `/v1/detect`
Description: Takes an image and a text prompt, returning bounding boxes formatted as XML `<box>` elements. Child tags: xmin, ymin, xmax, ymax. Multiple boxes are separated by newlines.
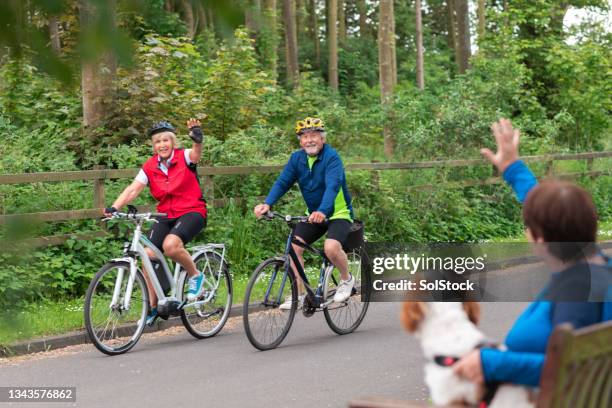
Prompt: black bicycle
<box><xmin>243</xmin><ymin>211</ymin><xmax>369</xmax><ymax>350</ymax></box>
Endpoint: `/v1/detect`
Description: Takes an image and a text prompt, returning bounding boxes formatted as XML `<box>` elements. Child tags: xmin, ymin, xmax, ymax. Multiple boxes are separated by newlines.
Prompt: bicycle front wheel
<box><xmin>243</xmin><ymin>258</ymin><xmax>297</xmax><ymax>351</ymax></box>
<box><xmin>84</xmin><ymin>261</ymin><xmax>148</xmax><ymax>355</ymax></box>
<box><xmin>180</xmin><ymin>251</ymin><xmax>233</xmax><ymax>339</ymax></box>
<box><xmin>323</xmin><ymin>248</ymin><xmax>369</xmax><ymax>335</ymax></box>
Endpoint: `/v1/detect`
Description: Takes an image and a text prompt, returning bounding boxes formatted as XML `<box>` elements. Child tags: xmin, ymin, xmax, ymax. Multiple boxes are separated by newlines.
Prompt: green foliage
<box><xmin>202</xmin><ymin>28</ymin><xmax>274</xmax><ymax>141</ymax></box>
<box><xmin>103</xmin><ymin>34</ymin><xmax>207</xmax><ymax>147</ymax></box>
<box><xmin>545</xmin><ymin>38</ymin><xmax>611</xmax><ymax>150</ymax></box>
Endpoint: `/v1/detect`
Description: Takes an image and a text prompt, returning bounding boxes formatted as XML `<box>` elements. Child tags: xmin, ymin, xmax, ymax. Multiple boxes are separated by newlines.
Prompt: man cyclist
<box><xmin>253</xmin><ymin>117</ymin><xmax>355</xmax><ymax>308</ymax></box>
<box><xmin>104</xmin><ymin>119</ymin><xmax>207</xmax><ymax>325</ymax></box>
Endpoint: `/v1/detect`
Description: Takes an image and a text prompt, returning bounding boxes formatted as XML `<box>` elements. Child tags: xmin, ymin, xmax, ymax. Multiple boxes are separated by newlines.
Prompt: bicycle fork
<box><xmin>109</xmin><ymin>259</ymin><xmax>138</xmax><ymax>312</ymax></box>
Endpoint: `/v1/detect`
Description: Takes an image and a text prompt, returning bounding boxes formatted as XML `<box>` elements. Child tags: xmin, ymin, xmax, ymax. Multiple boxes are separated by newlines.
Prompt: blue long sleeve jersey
<box><xmin>264</xmin><ymin>144</ymin><xmax>354</xmax><ymax>219</ymax></box>
<box><xmin>480</xmin><ymin>160</ymin><xmax>612</xmax><ymax>387</ymax></box>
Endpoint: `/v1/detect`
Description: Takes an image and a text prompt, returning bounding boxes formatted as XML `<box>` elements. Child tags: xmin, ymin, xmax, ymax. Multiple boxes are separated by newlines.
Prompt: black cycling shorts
<box><xmin>294</xmin><ymin>219</ymin><xmax>352</xmax><ymax>246</ymax></box>
<box><xmin>148</xmin><ymin>212</ymin><xmax>206</xmax><ymax>251</ymax></box>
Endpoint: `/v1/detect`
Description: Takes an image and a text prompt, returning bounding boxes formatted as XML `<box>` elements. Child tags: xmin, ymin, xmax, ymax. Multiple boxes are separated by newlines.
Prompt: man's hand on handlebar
<box><xmin>253</xmin><ymin>203</ymin><xmax>270</xmax><ymax>219</ymax></box>
<box><xmin>308</xmin><ymin>211</ymin><xmax>326</xmax><ymax>224</ymax></box>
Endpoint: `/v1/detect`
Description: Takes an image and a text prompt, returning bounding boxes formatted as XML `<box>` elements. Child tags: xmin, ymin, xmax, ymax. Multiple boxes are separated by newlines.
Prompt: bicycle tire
<box><xmin>180</xmin><ymin>251</ymin><xmax>233</xmax><ymax>339</ymax></box>
<box><xmin>243</xmin><ymin>258</ymin><xmax>297</xmax><ymax>351</ymax></box>
<box><xmin>84</xmin><ymin>261</ymin><xmax>148</xmax><ymax>356</ymax></box>
<box><xmin>323</xmin><ymin>248</ymin><xmax>370</xmax><ymax>335</ymax></box>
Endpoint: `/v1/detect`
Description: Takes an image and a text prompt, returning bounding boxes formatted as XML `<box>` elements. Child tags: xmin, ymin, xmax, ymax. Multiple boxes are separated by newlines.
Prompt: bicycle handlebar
<box><xmin>102</xmin><ymin>211</ymin><xmax>167</xmax><ymax>223</ymax></box>
<box><xmin>262</xmin><ymin>211</ymin><xmax>325</xmax><ymax>224</ymax></box>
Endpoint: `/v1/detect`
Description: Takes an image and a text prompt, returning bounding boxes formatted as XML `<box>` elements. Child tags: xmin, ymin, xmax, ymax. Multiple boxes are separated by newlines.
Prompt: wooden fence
<box><xmin>1</xmin><ymin>151</ymin><xmax>611</xmax><ymax>247</ymax></box>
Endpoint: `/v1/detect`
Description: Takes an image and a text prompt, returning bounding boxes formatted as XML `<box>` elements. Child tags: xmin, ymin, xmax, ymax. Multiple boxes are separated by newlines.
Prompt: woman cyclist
<box><xmin>103</xmin><ymin>119</ymin><xmax>208</xmax><ymax>325</ymax></box>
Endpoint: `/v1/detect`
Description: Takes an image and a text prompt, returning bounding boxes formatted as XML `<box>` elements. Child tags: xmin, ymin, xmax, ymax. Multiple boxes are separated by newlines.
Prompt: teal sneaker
<box><xmin>187</xmin><ymin>272</ymin><xmax>205</xmax><ymax>301</ymax></box>
<box><xmin>141</xmin><ymin>307</ymin><xmax>158</xmax><ymax>327</ymax></box>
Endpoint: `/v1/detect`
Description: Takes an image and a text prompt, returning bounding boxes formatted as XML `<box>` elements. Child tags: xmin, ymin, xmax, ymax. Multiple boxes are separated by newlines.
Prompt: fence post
<box><xmin>545</xmin><ymin>160</ymin><xmax>554</xmax><ymax>177</ymax></box>
<box><xmin>586</xmin><ymin>157</ymin><xmax>594</xmax><ymax>180</ymax></box>
<box><xmin>202</xmin><ymin>175</ymin><xmax>215</xmax><ymax>208</ymax></box>
<box><xmin>93</xmin><ymin>165</ymin><xmax>106</xmax><ymax>210</ymax></box>
<box><xmin>371</xmin><ymin>160</ymin><xmax>380</xmax><ymax>191</ymax></box>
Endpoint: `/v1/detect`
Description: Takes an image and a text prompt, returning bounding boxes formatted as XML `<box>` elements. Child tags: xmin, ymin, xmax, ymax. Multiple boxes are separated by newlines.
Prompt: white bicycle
<box><xmin>84</xmin><ymin>209</ymin><xmax>232</xmax><ymax>355</ymax></box>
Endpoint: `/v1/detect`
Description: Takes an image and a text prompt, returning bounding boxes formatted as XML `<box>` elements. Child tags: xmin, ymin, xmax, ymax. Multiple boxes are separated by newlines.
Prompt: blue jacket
<box><xmin>264</xmin><ymin>144</ymin><xmax>354</xmax><ymax>218</ymax></box>
<box><xmin>480</xmin><ymin>160</ymin><xmax>612</xmax><ymax>386</ymax></box>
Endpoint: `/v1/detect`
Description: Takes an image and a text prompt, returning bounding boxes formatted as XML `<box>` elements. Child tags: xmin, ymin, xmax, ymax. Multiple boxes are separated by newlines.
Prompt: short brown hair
<box><xmin>523</xmin><ymin>180</ymin><xmax>598</xmax><ymax>261</ymax></box>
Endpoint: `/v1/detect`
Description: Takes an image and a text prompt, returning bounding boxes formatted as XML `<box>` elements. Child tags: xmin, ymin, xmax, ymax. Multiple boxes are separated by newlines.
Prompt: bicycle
<box><xmin>84</xmin><ymin>208</ymin><xmax>232</xmax><ymax>355</ymax></box>
<box><xmin>242</xmin><ymin>211</ymin><xmax>369</xmax><ymax>350</ymax></box>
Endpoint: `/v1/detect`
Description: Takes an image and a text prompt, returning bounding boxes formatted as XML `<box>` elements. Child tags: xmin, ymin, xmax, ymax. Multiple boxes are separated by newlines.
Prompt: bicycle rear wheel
<box><xmin>323</xmin><ymin>248</ymin><xmax>370</xmax><ymax>335</ymax></box>
<box><xmin>243</xmin><ymin>258</ymin><xmax>297</xmax><ymax>351</ymax></box>
<box><xmin>84</xmin><ymin>261</ymin><xmax>148</xmax><ymax>355</ymax></box>
<box><xmin>180</xmin><ymin>251</ymin><xmax>233</xmax><ymax>339</ymax></box>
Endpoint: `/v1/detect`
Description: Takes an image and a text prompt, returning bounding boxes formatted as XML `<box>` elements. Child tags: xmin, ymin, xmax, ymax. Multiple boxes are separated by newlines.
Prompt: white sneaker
<box><xmin>333</xmin><ymin>274</ymin><xmax>355</xmax><ymax>303</ymax></box>
<box><xmin>279</xmin><ymin>294</ymin><xmax>304</xmax><ymax>310</ymax></box>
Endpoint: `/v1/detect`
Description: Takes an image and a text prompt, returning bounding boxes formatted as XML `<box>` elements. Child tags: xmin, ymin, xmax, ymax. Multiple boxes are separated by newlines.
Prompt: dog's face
<box><xmin>400</xmin><ymin>302</ymin><xmax>481</xmax><ymax>333</ymax></box>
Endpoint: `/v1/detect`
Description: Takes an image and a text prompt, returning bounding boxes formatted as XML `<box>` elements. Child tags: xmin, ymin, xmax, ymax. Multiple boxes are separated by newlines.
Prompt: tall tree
<box><xmin>296</xmin><ymin>0</ymin><xmax>306</xmax><ymax>40</ymax></box>
<box><xmin>261</xmin><ymin>0</ymin><xmax>279</xmax><ymax>80</ymax></box>
<box><xmin>338</xmin><ymin>0</ymin><xmax>346</xmax><ymax>43</ymax></box>
<box><xmin>415</xmin><ymin>0</ymin><xmax>424</xmax><ymax>90</ymax></box>
<box><xmin>477</xmin><ymin>0</ymin><xmax>485</xmax><ymax>42</ymax></box>
<box><xmin>356</xmin><ymin>0</ymin><xmax>368</xmax><ymax>37</ymax></box>
<box><xmin>454</xmin><ymin>0</ymin><xmax>471</xmax><ymax>73</ymax></box>
<box><xmin>378</xmin><ymin>0</ymin><xmax>396</xmax><ymax>157</ymax></box>
<box><xmin>49</xmin><ymin>15</ymin><xmax>62</xmax><ymax>53</ymax></box>
<box><xmin>80</xmin><ymin>0</ymin><xmax>116</xmax><ymax>130</ymax></box>
<box><xmin>308</xmin><ymin>0</ymin><xmax>321</xmax><ymax>68</ymax></box>
<box><xmin>196</xmin><ymin>2</ymin><xmax>208</xmax><ymax>34</ymax></box>
<box><xmin>245</xmin><ymin>0</ymin><xmax>261</xmax><ymax>34</ymax></box>
<box><xmin>327</xmin><ymin>0</ymin><xmax>338</xmax><ymax>91</ymax></box>
<box><xmin>180</xmin><ymin>0</ymin><xmax>196</xmax><ymax>38</ymax></box>
<box><xmin>283</xmin><ymin>0</ymin><xmax>299</xmax><ymax>86</ymax></box>
<box><xmin>447</xmin><ymin>0</ymin><xmax>461</xmax><ymax>66</ymax></box>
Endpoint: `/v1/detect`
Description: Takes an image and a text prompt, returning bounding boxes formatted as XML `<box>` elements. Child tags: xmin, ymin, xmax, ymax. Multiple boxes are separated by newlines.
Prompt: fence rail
<box><xmin>1</xmin><ymin>151</ymin><xmax>611</xmax><ymax>247</ymax></box>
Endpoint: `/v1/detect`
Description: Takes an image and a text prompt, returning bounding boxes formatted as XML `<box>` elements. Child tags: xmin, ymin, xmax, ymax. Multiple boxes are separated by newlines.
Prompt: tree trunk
<box><xmin>378</xmin><ymin>0</ymin><xmax>395</xmax><ymax>158</ymax></box>
<box><xmin>180</xmin><ymin>0</ymin><xmax>196</xmax><ymax>38</ymax></box>
<box><xmin>454</xmin><ymin>0</ymin><xmax>471</xmax><ymax>73</ymax></box>
<box><xmin>80</xmin><ymin>0</ymin><xmax>116</xmax><ymax>130</ymax></box>
<box><xmin>196</xmin><ymin>2</ymin><xmax>207</xmax><ymax>33</ymax></box>
<box><xmin>164</xmin><ymin>0</ymin><xmax>174</xmax><ymax>12</ymax></box>
<box><xmin>390</xmin><ymin>1</ymin><xmax>397</xmax><ymax>86</ymax></box>
<box><xmin>283</xmin><ymin>0</ymin><xmax>299</xmax><ymax>86</ymax></box>
<box><xmin>207</xmin><ymin>7</ymin><xmax>214</xmax><ymax>32</ymax></box>
<box><xmin>415</xmin><ymin>0</ymin><xmax>424</xmax><ymax>90</ymax></box>
<box><xmin>338</xmin><ymin>0</ymin><xmax>346</xmax><ymax>43</ymax></box>
<box><xmin>447</xmin><ymin>0</ymin><xmax>459</xmax><ymax>64</ymax></box>
<box><xmin>327</xmin><ymin>0</ymin><xmax>338</xmax><ymax>91</ymax></box>
<box><xmin>309</xmin><ymin>0</ymin><xmax>321</xmax><ymax>68</ymax></box>
<box><xmin>296</xmin><ymin>0</ymin><xmax>305</xmax><ymax>40</ymax></box>
<box><xmin>246</xmin><ymin>0</ymin><xmax>262</xmax><ymax>34</ymax></box>
<box><xmin>356</xmin><ymin>0</ymin><xmax>368</xmax><ymax>37</ymax></box>
<box><xmin>477</xmin><ymin>0</ymin><xmax>485</xmax><ymax>43</ymax></box>
<box><xmin>262</xmin><ymin>0</ymin><xmax>279</xmax><ymax>80</ymax></box>
<box><xmin>49</xmin><ymin>15</ymin><xmax>61</xmax><ymax>53</ymax></box>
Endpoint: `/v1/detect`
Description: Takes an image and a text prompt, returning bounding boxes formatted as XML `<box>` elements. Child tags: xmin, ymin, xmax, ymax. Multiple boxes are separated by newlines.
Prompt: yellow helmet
<box><xmin>295</xmin><ymin>117</ymin><xmax>325</xmax><ymax>135</ymax></box>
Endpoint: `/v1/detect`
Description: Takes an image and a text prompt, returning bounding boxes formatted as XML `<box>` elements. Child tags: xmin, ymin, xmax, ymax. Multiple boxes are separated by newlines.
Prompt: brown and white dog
<box><xmin>401</xmin><ymin>302</ymin><xmax>534</xmax><ymax>408</ymax></box>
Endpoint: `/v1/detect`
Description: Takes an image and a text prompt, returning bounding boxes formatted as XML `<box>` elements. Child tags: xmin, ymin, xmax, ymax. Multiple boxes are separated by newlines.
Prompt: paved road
<box><xmin>0</xmin><ymin>302</ymin><xmax>526</xmax><ymax>408</ymax></box>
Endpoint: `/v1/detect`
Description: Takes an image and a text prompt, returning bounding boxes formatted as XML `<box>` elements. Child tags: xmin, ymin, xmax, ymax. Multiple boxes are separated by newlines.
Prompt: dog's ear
<box><xmin>462</xmin><ymin>302</ymin><xmax>481</xmax><ymax>325</ymax></box>
<box><xmin>401</xmin><ymin>302</ymin><xmax>426</xmax><ymax>332</ymax></box>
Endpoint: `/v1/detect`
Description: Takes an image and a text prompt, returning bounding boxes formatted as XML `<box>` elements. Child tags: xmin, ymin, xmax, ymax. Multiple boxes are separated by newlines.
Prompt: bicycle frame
<box><xmin>266</xmin><ymin>223</ymin><xmax>336</xmax><ymax>309</ymax></box>
<box><xmin>109</xmin><ymin>218</ymin><xmax>227</xmax><ymax>311</ymax></box>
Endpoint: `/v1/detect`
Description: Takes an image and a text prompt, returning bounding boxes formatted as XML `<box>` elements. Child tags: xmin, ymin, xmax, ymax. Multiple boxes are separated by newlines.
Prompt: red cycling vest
<box><xmin>141</xmin><ymin>149</ymin><xmax>207</xmax><ymax>219</ymax></box>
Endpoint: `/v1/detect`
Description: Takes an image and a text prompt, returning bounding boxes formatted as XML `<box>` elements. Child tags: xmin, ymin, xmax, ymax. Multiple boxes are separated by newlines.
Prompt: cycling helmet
<box><xmin>295</xmin><ymin>117</ymin><xmax>325</xmax><ymax>135</ymax></box>
<box><xmin>148</xmin><ymin>121</ymin><xmax>176</xmax><ymax>137</ymax></box>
